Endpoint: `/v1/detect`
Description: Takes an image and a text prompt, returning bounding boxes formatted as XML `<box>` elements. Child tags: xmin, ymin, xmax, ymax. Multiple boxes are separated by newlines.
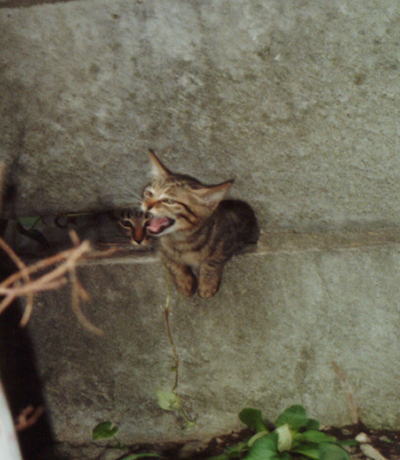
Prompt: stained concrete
<box><xmin>1</xmin><ymin>0</ymin><xmax>400</xmax><ymax>456</ymax></box>
<box><xmin>1</xmin><ymin>0</ymin><xmax>400</xmax><ymax>230</ymax></box>
<box><xmin>25</xmin><ymin>231</ymin><xmax>400</xmax><ymax>453</ymax></box>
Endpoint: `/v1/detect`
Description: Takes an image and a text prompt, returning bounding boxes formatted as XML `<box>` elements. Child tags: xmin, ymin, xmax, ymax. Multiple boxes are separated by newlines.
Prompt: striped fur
<box><xmin>117</xmin><ymin>209</ymin><xmax>152</xmax><ymax>246</ymax></box>
<box><xmin>141</xmin><ymin>151</ymin><xmax>259</xmax><ymax>298</ymax></box>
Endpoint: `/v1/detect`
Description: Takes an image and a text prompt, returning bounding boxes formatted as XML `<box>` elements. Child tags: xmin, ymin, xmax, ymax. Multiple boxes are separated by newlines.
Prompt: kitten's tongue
<box><xmin>147</xmin><ymin>217</ymin><xmax>172</xmax><ymax>234</ymax></box>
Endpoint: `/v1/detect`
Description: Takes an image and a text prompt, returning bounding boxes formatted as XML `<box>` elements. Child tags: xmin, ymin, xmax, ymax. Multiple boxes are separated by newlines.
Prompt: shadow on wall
<box><xmin>0</xmin><ymin>240</ymin><xmax>61</xmax><ymax>458</ymax></box>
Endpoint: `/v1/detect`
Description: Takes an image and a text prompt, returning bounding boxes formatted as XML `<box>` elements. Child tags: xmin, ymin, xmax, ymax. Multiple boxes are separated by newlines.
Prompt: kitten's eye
<box><xmin>162</xmin><ymin>198</ymin><xmax>176</xmax><ymax>205</ymax></box>
<box><xmin>120</xmin><ymin>219</ymin><xmax>133</xmax><ymax>228</ymax></box>
<box><xmin>121</xmin><ymin>211</ymin><xmax>132</xmax><ymax>219</ymax></box>
<box><xmin>144</xmin><ymin>189</ymin><xmax>153</xmax><ymax>198</ymax></box>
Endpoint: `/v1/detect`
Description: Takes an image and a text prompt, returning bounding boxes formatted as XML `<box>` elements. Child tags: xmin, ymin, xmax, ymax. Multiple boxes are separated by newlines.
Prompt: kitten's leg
<box><xmin>198</xmin><ymin>260</ymin><xmax>225</xmax><ymax>298</ymax></box>
<box><xmin>163</xmin><ymin>258</ymin><xmax>197</xmax><ymax>297</ymax></box>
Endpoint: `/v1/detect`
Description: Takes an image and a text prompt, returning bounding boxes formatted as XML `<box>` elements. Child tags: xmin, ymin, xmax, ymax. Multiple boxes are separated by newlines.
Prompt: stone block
<box><xmin>24</xmin><ymin>231</ymin><xmax>400</xmax><ymax>449</ymax></box>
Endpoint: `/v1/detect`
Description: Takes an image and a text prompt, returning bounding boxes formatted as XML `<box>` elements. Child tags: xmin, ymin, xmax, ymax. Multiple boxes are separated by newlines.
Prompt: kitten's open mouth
<box><xmin>147</xmin><ymin>217</ymin><xmax>175</xmax><ymax>235</ymax></box>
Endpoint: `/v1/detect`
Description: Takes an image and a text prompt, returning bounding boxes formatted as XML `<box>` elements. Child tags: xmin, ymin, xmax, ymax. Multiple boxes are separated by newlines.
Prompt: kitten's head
<box><xmin>116</xmin><ymin>208</ymin><xmax>151</xmax><ymax>246</ymax></box>
<box><xmin>141</xmin><ymin>150</ymin><xmax>233</xmax><ymax>237</ymax></box>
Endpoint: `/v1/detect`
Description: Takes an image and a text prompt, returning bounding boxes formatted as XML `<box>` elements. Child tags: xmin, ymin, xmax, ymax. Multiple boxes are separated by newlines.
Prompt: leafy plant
<box><xmin>119</xmin><ymin>455</ymin><xmax>161</xmax><ymax>460</ymax></box>
<box><xmin>92</xmin><ymin>421</ymin><xmax>119</xmax><ymax>441</ymax></box>
<box><xmin>156</xmin><ymin>390</ymin><xmax>196</xmax><ymax>428</ymax></box>
<box><xmin>92</xmin><ymin>421</ymin><xmax>160</xmax><ymax>459</ymax></box>
<box><xmin>209</xmin><ymin>405</ymin><xmax>356</xmax><ymax>460</ymax></box>
<box><xmin>17</xmin><ymin>216</ymin><xmax>41</xmax><ymax>229</ymax></box>
<box><xmin>156</xmin><ymin>390</ymin><xmax>182</xmax><ymax>412</ymax></box>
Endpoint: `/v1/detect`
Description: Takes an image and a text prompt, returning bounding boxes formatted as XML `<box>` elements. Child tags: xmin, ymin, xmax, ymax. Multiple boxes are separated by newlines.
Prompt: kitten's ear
<box><xmin>148</xmin><ymin>149</ymin><xmax>171</xmax><ymax>178</ymax></box>
<box><xmin>193</xmin><ymin>180</ymin><xmax>234</xmax><ymax>206</ymax></box>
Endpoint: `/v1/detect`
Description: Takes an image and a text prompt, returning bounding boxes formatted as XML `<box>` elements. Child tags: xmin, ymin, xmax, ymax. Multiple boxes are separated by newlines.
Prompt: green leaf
<box><xmin>278</xmin><ymin>455</ymin><xmax>291</xmax><ymax>460</ymax></box>
<box><xmin>295</xmin><ymin>430</ymin><xmax>337</xmax><ymax>444</ymax></box>
<box><xmin>276</xmin><ymin>424</ymin><xmax>293</xmax><ymax>451</ymax></box>
<box><xmin>207</xmin><ymin>455</ymin><xmax>230</xmax><ymax>460</ymax></box>
<box><xmin>319</xmin><ymin>443</ymin><xmax>350</xmax><ymax>460</ymax></box>
<box><xmin>208</xmin><ymin>442</ymin><xmax>248</xmax><ymax>460</ymax></box>
<box><xmin>17</xmin><ymin>216</ymin><xmax>40</xmax><ymax>229</ymax></box>
<box><xmin>92</xmin><ymin>421</ymin><xmax>119</xmax><ymax>440</ymax></box>
<box><xmin>183</xmin><ymin>420</ymin><xmax>196</xmax><ymax>429</ymax></box>
<box><xmin>156</xmin><ymin>390</ymin><xmax>182</xmax><ymax>412</ymax></box>
<box><xmin>248</xmin><ymin>431</ymin><xmax>269</xmax><ymax>447</ymax></box>
<box><xmin>244</xmin><ymin>432</ymin><xmax>281</xmax><ymax>460</ymax></box>
<box><xmin>121</xmin><ymin>454</ymin><xmax>160</xmax><ymax>460</ymax></box>
<box><xmin>275</xmin><ymin>405</ymin><xmax>309</xmax><ymax>431</ymax></box>
<box><xmin>239</xmin><ymin>408</ymin><xmax>268</xmax><ymax>432</ymax></box>
<box><xmin>305</xmin><ymin>418</ymin><xmax>320</xmax><ymax>431</ymax></box>
<box><xmin>225</xmin><ymin>441</ymin><xmax>249</xmax><ymax>456</ymax></box>
<box><xmin>292</xmin><ymin>444</ymin><xmax>320</xmax><ymax>460</ymax></box>
<box><xmin>337</xmin><ymin>439</ymin><xmax>358</xmax><ymax>447</ymax></box>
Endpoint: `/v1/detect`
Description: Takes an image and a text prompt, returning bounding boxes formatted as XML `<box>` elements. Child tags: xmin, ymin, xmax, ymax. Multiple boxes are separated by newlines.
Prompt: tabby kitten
<box><xmin>141</xmin><ymin>151</ymin><xmax>259</xmax><ymax>298</ymax></box>
<box><xmin>116</xmin><ymin>209</ymin><xmax>152</xmax><ymax>246</ymax></box>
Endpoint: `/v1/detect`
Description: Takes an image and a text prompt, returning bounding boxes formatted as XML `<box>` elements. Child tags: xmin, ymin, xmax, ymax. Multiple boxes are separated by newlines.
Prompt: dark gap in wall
<box><xmin>0</xmin><ymin>253</ymin><xmax>57</xmax><ymax>460</ymax></box>
<box><xmin>0</xmin><ymin>0</ymin><xmax>78</xmax><ymax>9</ymax></box>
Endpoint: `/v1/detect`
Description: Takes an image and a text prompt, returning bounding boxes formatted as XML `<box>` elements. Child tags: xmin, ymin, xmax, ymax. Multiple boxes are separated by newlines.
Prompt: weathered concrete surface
<box><xmin>1</xmin><ymin>0</ymin><xmax>400</xmax><ymax>455</ymax></box>
<box><xmin>25</xmin><ymin>231</ymin><xmax>400</xmax><ymax>451</ymax></box>
<box><xmin>1</xmin><ymin>0</ymin><xmax>400</xmax><ymax>230</ymax></box>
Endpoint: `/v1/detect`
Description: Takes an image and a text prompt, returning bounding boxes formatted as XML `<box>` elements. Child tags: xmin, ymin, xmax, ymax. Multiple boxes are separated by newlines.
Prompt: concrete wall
<box><xmin>1</xmin><ymin>0</ymin><xmax>400</xmax><ymax>230</ymax></box>
<box><xmin>26</xmin><ymin>231</ymin><xmax>400</xmax><ymax>450</ymax></box>
<box><xmin>1</xmin><ymin>0</ymin><xmax>400</xmax><ymax>455</ymax></box>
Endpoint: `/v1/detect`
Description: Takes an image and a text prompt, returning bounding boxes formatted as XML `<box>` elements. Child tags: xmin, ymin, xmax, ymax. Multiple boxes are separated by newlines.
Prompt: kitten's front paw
<box><xmin>198</xmin><ymin>284</ymin><xmax>219</xmax><ymax>298</ymax></box>
<box><xmin>198</xmin><ymin>264</ymin><xmax>222</xmax><ymax>298</ymax></box>
<box><xmin>175</xmin><ymin>274</ymin><xmax>197</xmax><ymax>297</ymax></box>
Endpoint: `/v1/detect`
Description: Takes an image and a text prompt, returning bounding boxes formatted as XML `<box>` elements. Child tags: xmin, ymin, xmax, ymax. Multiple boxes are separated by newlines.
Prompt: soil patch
<box><xmin>121</xmin><ymin>424</ymin><xmax>400</xmax><ymax>459</ymax></box>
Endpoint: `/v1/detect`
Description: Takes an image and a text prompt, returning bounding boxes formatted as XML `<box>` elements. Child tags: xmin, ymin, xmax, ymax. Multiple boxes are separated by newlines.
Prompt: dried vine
<box><xmin>0</xmin><ymin>232</ymin><xmax>105</xmax><ymax>335</ymax></box>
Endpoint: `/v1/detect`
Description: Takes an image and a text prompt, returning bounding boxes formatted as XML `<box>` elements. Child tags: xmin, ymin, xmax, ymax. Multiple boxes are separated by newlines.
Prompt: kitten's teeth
<box><xmin>147</xmin><ymin>217</ymin><xmax>174</xmax><ymax>234</ymax></box>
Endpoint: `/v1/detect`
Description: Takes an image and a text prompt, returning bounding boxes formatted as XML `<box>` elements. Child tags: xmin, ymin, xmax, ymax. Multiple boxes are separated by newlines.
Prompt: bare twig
<box><xmin>80</xmin><ymin>246</ymin><xmax>118</xmax><ymax>259</ymax></box>
<box><xmin>164</xmin><ymin>305</ymin><xmax>179</xmax><ymax>392</ymax></box>
<box><xmin>0</xmin><ymin>293</ymin><xmax>17</xmax><ymax>315</ymax></box>
<box><xmin>67</xmin><ymin>231</ymin><xmax>104</xmax><ymax>335</ymax></box>
<box><xmin>0</xmin><ymin>242</ymin><xmax>89</xmax><ymax>298</ymax></box>
<box><xmin>0</xmin><ymin>244</ymin><xmax>89</xmax><ymax>290</ymax></box>
<box><xmin>162</xmin><ymin>280</ymin><xmax>180</xmax><ymax>392</ymax></box>
<box><xmin>15</xmin><ymin>405</ymin><xmax>44</xmax><ymax>431</ymax></box>
<box><xmin>0</xmin><ymin>238</ymin><xmax>34</xmax><ymax>326</ymax></box>
<box><xmin>69</xmin><ymin>265</ymin><xmax>103</xmax><ymax>336</ymax></box>
<box><xmin>0</xmin><ymin>234</ymin><xmax>104</xmax><ymax>335</ymax></box>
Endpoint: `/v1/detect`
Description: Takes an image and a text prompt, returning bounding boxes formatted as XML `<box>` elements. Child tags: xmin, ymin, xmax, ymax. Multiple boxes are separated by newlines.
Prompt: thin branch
<box><xmin>162</xmin><ymin>287</ymin><xmax>180</xmax><ymax>392</ymax></box>
<box><xmin>15</xmin><ymin>405</ymin><xmax>44</xmax><ymax>431</ymax></box>
<box><xmin>69</xmin><ymin>266</ymin><xmax>103</xmax><ymax>336</ymax></box>
<box><xmin>0</xmin><ymin>242</ymin><xmax>90</xmax><ymax>297</ymax></box>
<box><xmin>69</xmin><ymin>228</ymin><xmax>80</xmax><ymax>247</ymax></box>
<box><xmin>0</xmin><ymin>244</ymin><xmax>90</xmax><ymax>289</ymax></box>
<box><xmin>75</xmin><ymin>277</ymin><xmax>90</xmax><ymax>302</ymax></box>
<box><xmin>0</xmin><ymin>236</ymin><xmax>104</xmax><ymax>335</ymax></box>
<box><xmin>68</xmin><ymin>230</ymin><xmax>103</xmax><ymax>335</ymax></box>
<box><xmin>0</xmin><ymin>238</ymin><xmax>34</xmax><ymax>326</ymax></box>
<box><xmin>0</xmin><ymin>278</ymin><xmax>68</xmax><ymax>297</ymax></box>
<box><xmin>0</xmin><ymin>293</ymin><xmax>17</xmax><ymax>315</ymax></box>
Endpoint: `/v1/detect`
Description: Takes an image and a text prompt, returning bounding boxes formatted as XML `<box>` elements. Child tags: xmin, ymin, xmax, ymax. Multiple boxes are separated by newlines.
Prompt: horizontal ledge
<box><xmin>78</xmin><ymin>227</ymin><xmax>400</xmax><ymax>266</ymax></box>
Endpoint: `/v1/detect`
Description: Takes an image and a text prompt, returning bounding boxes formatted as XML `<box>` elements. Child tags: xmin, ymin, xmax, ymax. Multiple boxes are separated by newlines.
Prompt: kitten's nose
<box><xmin>133</xmin><ymin>226</ymin><xmax>145</xmax><ymax>244</ymax></box>
<box><xmin>144</xmin><ymin>199</ymin><xmax>157</xmax><ymax>211</ymax></box>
